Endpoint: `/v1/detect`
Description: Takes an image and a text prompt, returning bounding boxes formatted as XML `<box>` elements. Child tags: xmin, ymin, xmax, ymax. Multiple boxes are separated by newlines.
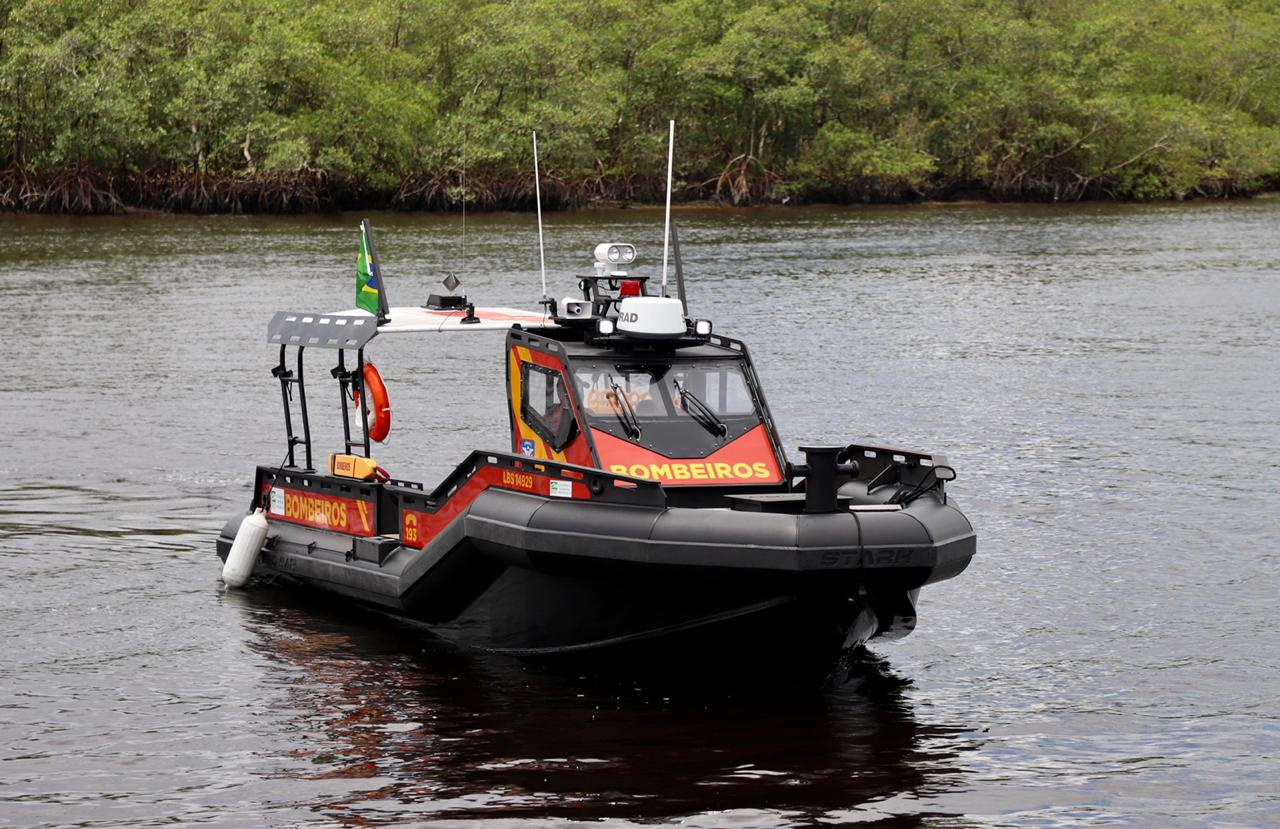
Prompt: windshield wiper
<box><xmin>673</xmin><ymin>380</ymin><xmax>728</xmax><ymax>439</ymax></box>
<box><xmin>608</xmin><ymin>375</ymin><xmax>642</xmax><ymax>439</ymax></box>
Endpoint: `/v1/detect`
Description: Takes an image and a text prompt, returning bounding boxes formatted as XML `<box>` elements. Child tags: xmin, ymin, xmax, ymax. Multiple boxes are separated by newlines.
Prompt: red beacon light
<box><xmin>619</xmin><ymin>279</ymin><xmax>643</xmax><ymax>297</ymax></box>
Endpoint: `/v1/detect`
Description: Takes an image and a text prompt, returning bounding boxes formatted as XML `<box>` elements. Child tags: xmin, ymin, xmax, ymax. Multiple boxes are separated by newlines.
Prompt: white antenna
<box><xmin>461</xmin><ymin>126</ymin><xmax>466</xmax><ymax>263</ymax></box>
<box><xmin>660</xmin><ymin>119</ymin><xmax>675</xmax><ymax>297</ymax></box>
<box><xmin>532</xmin><ymin>130</ymin><xmax>548</xmax><ymax>301</ymax></box>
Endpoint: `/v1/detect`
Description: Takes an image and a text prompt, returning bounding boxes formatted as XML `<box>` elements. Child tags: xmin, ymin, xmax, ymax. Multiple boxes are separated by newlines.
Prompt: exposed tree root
<box><xmin>0</xmin><ymin>165</ymin><xmax>1262</xmax><ymax>215</ymax></box>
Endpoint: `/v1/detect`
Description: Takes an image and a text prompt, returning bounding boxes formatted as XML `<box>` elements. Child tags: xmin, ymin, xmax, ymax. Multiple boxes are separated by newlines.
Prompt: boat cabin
<box><xmin>506</xmin><ymin>327</ymin><xmax>786</xmax><ymax>494</ymax></box>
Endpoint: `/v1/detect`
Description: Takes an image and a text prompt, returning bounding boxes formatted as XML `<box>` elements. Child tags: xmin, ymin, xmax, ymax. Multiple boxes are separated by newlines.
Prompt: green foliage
<box><xmin>792</xmin><ymin>123</ymin><xmax>935</xmax><ymax>201</ymax></box>
<box><xmin>1</xmin><ymin>0</ymin><xmax>1277</xmax><ymax>211</ymax></box>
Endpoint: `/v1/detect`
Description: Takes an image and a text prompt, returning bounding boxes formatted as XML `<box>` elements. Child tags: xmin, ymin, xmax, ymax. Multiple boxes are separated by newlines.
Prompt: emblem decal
<box><xmin>520</xmin><ymin>439</ymin><xmax>536</xmax><ymax>456</ymax></box>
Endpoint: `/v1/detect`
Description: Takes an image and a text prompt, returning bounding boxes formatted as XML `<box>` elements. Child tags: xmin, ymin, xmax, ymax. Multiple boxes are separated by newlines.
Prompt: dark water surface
<box><xmin>1</xmin><ymin>202</ymin><xmax>1277</xmax><ymax>827</ymax></box>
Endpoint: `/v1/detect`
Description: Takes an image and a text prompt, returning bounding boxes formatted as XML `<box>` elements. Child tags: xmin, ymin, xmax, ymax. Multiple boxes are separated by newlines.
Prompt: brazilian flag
<box><xmin>356</xmin><ymin>221</ymin><xmax>382</xmax><ymax>315</ymax></box>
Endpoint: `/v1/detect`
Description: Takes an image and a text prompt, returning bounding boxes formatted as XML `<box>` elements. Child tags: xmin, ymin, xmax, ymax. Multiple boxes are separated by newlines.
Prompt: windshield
<box><xmin>573</xmin><ymin>358</ymin><xmax>763</xmax><ymax>458</ymax></box>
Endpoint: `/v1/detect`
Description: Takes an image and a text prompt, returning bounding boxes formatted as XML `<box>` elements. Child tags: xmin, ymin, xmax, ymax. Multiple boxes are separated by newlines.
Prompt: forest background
<box><xmin>2</xmin><ymin>0</ymin><xmax>1278</xmax><ymax>213</ymax></box>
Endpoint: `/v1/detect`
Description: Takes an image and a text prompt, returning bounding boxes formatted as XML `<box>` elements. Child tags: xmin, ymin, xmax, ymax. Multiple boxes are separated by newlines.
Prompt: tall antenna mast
<box><xmin>461</xmin><ymin>126</ymin><xmax>466</xmax><ymax>263</ymax></box>
<box><xmin>660</xmin><ymin>120</ymin><xmax>676</xmax><ymax>297</ymax></box>
<box><xmin>532</xmin><ymin>130</ymin><xmax>548</xmax><ymax>301</ymax></box>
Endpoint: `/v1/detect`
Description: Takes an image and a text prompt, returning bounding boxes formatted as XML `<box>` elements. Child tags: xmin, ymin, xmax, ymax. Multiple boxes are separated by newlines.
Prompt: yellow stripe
<box><xmin>509</xmin><ymin>349</ymin><xmax>540</xmax><ymax>455</ymax></box>
<box><xmin>508</xmin><ymin>346</ymin><xmax>565</xmax><ymax>460</ymax></box>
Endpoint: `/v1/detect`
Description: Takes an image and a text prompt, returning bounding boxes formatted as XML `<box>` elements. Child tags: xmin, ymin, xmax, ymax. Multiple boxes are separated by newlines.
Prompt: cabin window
<box><xmin>571</xmin><ymin>358</ymin><xmax>767</xmax><ymax>458</ymax></box>
<box><xmin>699</xmin><ymin>369</ymin><xmax>755</xmax><ymax>416</ymax></box>
<box><xmin>574</xmin><ymin>360</ymin><xmax>757</xmax><ymax>419</ymax></box>
<box><xmin>520</xmin><ymin>362</ymin><xmax>577</xmax><ymax>451</ymax></box>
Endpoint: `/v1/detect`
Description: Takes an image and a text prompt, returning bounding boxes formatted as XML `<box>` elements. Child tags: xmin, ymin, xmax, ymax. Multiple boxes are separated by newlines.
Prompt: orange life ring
<box><xmin>352</xmin><ymin>362</ymin><xmax>391</xmax><ymax>443</ymax></box>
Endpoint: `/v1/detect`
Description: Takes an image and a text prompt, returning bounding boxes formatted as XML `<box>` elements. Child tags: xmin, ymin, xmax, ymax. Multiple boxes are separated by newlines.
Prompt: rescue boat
<box><xmin>214</xmin><ymin>216</ymin><xmax>976</xmax><ymax>690</ymax></box>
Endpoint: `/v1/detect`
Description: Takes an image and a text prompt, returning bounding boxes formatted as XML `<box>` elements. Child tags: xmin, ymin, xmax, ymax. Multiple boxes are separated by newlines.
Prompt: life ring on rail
<box><xmin>351</xmin><ymin>362</ymin><xmax>392</xmax><ymax>443</ymax></box>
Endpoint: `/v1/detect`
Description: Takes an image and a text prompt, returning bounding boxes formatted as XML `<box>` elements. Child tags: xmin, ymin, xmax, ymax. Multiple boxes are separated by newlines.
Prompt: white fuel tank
<box><xmin>222</xmin><ymin>508</ymin><xmax>268</xmax><ymax>589</ymax></box>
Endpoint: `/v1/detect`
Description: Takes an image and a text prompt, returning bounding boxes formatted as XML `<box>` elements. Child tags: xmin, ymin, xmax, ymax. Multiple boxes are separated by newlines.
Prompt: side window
<box><xmin>520</xmin><ymin>362</ymin><xmax>577</xmax><ymax>451</ymax></box>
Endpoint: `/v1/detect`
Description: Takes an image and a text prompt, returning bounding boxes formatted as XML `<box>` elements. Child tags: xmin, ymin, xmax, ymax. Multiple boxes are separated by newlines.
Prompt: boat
<box><xmin>215</xmin><ymin>131</ymin><xmax>976</xmax><ymax>689</ymax></box>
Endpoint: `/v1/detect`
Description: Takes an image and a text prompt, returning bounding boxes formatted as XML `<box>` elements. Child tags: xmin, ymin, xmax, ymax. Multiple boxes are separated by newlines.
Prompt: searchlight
<box><xmin>594</xmin><ymin>243</ymin><xmax>636</xmax><ymax>266</ymax></box>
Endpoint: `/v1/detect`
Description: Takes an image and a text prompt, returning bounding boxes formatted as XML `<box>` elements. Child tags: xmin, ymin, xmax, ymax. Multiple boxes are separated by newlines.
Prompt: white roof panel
<box><xmin>332</xmin><ymin>306</ymin><xmax>556</xmax><ymax>333</ymax></box>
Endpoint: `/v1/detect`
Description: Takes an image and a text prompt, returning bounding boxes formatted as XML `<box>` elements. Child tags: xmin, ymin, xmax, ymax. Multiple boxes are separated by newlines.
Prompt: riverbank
<box><xmin>2</xmin><ymin>167</ymin><xmax>1277</xmax><ymax>216</ymax></box>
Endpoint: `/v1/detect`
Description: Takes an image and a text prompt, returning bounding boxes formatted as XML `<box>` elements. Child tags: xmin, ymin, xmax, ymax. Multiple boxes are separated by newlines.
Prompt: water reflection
<box><xmin>224</xmin><ymin>587</ymin><xmax>973</xmax><ymax>825</ymax></box>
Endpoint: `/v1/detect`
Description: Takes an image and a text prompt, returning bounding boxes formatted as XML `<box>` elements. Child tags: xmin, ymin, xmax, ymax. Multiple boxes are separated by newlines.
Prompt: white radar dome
<box><xmin>616</xmin><ymin>296</ymin><xmax>686</xmax><ymax>339</ymax></box>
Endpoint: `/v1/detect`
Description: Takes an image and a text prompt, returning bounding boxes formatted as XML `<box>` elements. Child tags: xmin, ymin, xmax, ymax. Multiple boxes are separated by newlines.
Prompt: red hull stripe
<box><xmin>401</xmin><ymin>465</ymin><xmax>588</xmax><ymax>550</ymax></box>
<box><xmin>261</xmin><ymin>485</ymin><xmax>376</xmax><ymax>536</ymax></box>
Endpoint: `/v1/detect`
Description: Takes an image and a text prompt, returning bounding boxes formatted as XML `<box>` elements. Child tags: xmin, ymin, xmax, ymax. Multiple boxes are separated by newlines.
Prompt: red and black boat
<box><xmin>216</xmin><ymin>224</ymin><xmax>976</xmax><ymax>689</ymax></box>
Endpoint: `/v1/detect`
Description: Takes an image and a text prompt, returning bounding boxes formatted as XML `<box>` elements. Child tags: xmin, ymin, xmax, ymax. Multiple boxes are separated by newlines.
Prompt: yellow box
<box><xmin>328</xmin><ymin>453</ymin><xmax>379</xmax><ymax>481</ymax></box>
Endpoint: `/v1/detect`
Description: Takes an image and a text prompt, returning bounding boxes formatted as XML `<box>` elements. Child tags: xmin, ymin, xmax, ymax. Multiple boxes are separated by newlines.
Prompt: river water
<box><xmin>1</xmin><ymin>202</ymin><xmax>1277</xmax><ymax>827</ymax></box>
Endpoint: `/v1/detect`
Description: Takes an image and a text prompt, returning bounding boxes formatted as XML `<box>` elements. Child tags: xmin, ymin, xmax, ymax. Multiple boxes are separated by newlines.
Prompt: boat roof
<box><xmin>343</xmin><ymin>306</ymin><xmax>554</xmax><ymax>333</ymax></box>
<box><xmin>519</xmin><ymin>327</ymin><xmax>747</xmax><ymax>361</ymax></box>
<box><xmin>268</xmin><ymin>306</ymin><xmax>555</xmax><ymax>349</ymax></box>
<box><xmin>265</xmin><ymin>306</ymin><xmax>739</xmax><ymax>360</ymax></box>
<box><xmin>570</xmin><ymin>342</ymin><xmax>743</xmax><ymax>360</ymax></box>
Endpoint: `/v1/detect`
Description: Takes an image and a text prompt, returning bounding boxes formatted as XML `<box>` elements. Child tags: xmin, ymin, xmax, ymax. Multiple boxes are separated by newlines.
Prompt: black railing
<box><xmin>272</xmin><ymin>345</ymin><xmax>313</xmax><ymax>471</ymax></box>
<box><xmin>850</xmin><ymin>443</ymin><xmax>955</xmax><ymax>505</ymax></box>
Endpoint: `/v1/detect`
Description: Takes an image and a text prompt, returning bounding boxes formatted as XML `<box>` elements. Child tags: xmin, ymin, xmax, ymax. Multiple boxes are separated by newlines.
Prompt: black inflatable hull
<box><xmin>216</xmin><ymin>475</ymin><xmax>974</xmax><ymax>688</ymax></box>
<box><xmin>437</xmin><ymin>567</ymin><xmax>904</xmax><ymax>688</ymax></box>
